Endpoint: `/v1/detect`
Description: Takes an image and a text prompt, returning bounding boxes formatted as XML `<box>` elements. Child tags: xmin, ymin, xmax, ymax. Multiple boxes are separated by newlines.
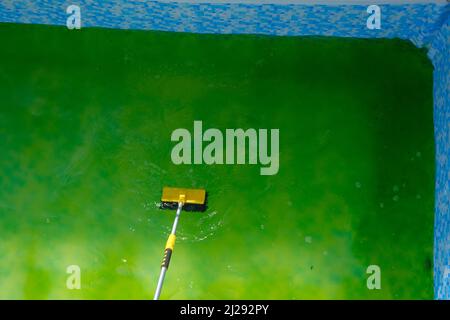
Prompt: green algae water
<box><xmin>0</xmin><ymin>23</ymin><xmax>434</xmax><ymax>299</ymax></box>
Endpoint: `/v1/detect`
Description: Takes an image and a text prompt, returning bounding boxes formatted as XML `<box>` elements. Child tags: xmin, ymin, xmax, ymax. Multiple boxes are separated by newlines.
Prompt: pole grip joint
<box><xmin>161</xmin><ymin>248</ymin><xmax>173</xmax><ymax>269</ymax></box>
<box><xmin>161</xmin><ymin>234</ymin><xmax>176</xmax><ymax>269</ymax></box>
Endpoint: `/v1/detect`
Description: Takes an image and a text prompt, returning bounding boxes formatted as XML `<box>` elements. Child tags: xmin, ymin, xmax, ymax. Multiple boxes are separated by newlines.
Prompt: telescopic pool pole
<box><xmin>153</xmin><ymin>187</ymin><xmax>206</xmax><ymax>300</ymax></box>
<box><xmin>153</xmin><ymin>201</ymin><xmax>182</xmax><ymax>300</ymax></box>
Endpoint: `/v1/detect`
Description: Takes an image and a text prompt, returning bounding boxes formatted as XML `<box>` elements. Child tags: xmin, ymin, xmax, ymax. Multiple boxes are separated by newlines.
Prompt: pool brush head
<box><xmin>160</xmin><ymin>187</ymin><xmax>207</xmax><ymax>212</ymax></box>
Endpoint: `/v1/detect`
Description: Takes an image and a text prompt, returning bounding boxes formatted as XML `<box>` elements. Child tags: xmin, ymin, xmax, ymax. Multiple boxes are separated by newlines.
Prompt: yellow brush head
<box><xmin>161</xmin><ymin>187</ymin><xmax>206</xmax><ymax>205</ymax></box>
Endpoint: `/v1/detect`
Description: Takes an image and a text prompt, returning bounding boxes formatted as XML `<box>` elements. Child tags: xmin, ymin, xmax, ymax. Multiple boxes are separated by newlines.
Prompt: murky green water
<box><xmin>0</xmin><ymin>23</ymin><xmax>434</xmax><ymax>299</ymax></box>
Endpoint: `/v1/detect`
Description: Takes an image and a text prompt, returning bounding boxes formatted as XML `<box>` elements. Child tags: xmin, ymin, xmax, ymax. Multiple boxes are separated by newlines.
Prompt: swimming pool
<box><xmin>0</xmin><ymin>0</ymin><xmax>448</xmax><ymax>299</ymax></box>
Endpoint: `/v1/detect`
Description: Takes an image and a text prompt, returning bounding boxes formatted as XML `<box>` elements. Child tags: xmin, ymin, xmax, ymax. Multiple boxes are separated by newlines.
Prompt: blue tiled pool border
<box><xmin>0</xmin><ymin>0</ymin><xmax>449</xmax><ymax>299</ymax></box>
